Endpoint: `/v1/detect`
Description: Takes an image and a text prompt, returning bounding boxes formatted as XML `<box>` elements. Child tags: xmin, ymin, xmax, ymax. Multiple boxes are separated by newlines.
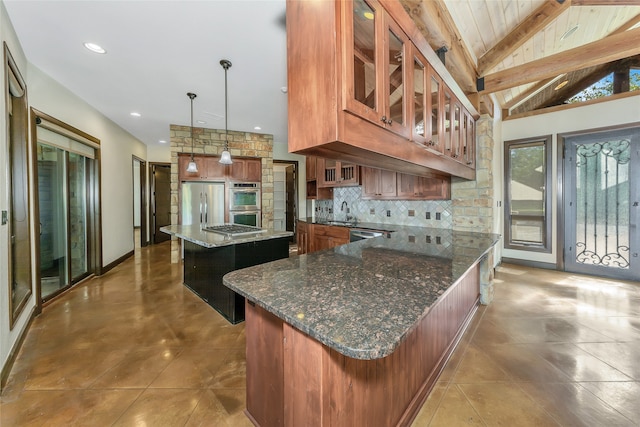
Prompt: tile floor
<box><xmin>1</xmin><ymin>242</ymin><xmax>639</xmax><ymax>426</ymax></box>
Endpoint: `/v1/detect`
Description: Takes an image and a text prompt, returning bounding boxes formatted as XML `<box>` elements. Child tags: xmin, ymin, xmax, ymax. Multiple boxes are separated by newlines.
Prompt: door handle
<box><xmin>204</xmin><ymin>193</ymin><xmax>208</xmax><ymax>225</ymax></box>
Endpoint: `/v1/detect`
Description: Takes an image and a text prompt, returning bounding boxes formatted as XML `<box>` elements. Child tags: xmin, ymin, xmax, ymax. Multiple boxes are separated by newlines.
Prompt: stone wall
<box><xmin>451</xmin><ymin>114</ymin><xmax>496</xmax><ymax>304</ymax></box>
<box><xmin>169</xmin><ymin>124</ymin><xmax>274</xmax><ymax>263</ymax></box>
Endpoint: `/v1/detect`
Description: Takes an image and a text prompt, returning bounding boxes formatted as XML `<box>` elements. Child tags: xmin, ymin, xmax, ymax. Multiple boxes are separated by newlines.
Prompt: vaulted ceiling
<box><xmin>4</xmin><ymin>0</ymin><xmax>640</xmax><ymax>148</ymax></box>
<box><xmin>401</xmin><ymin>0</ymin><xmax>640</xmax><ymax>117</ymax></box>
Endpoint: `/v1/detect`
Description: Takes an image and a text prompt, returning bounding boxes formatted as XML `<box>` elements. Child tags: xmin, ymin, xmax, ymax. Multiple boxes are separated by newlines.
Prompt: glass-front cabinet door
<box><xmin>383</xmin><ymin>17</ymin><xmax>410</xmax><ymax>138</ymax></box>
<box><xmin>411</xmin><ymin>53</ymin><xmax>427</xmax><ymax>145</ymax></box>
<box><xmin>344</xmin><ymin>0</ymin><xmax>381</xmax><ymax>123</ymax></box>
<box><xmin>343</xmin><ymin>0</ymin><xmax>410</xmax><ymax>137</ymax></box>
<box><xmin>428</xmin><ymin>68</ymin><xmax>443</xmax><ymax>152</ymax></box>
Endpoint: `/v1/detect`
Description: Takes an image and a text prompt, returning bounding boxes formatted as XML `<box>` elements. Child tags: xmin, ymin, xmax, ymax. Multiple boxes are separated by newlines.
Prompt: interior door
<box><xmin>152</xmin><ymin>164</ymin><xmax>171</xmax><ymax>243</ymax></box>
<box><xmin>564</xmin><ymin>127</ymin><xmax>639</xmax><ymax>280</ymax></box>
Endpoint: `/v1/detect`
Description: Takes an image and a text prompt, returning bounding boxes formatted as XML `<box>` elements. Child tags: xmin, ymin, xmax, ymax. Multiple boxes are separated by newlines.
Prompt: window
<box><xmin>504</xmin><ymin>135</ymin><xmax>552</xmax><ymax>252</ymax></box>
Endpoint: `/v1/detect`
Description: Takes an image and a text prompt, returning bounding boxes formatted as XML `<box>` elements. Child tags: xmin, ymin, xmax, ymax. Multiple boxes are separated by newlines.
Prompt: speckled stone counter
<box><xmin>160</xmin><ymin>225</ymin><xmax>293</xmax><ymax>248</ymax></box>
<box><xmin>224</xmin><ymin>225</ymin><xmax>499</xmax><ymax>360</ymax></box>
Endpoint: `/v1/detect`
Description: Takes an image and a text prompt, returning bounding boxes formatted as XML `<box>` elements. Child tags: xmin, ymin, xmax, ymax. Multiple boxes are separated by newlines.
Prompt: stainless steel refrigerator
<box><xmin>181</xmin><ymin>182</ymin><xmax>225</xmax><ymax>227</ymax></box>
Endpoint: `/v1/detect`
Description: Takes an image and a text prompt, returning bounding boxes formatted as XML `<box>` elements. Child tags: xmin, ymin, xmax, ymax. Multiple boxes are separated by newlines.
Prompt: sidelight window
<box><xmin>504</xmin><ymin>135</ymin><xmax>552</xmax><ymax>252</ymax></box>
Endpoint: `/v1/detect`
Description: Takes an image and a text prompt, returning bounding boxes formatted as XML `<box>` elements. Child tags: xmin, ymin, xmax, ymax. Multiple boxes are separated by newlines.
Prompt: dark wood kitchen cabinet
<box><xmin>296</xmin><ymin>220</ymin><xmax>309</xmax><ymax>255</ymax></box>
<box><xmin>396</xmin><ymin>173</ymin><xmax>450</xmax><ymax>200</ymax></box>
<box><xmin>178</xmin><ymin>154</ymin><xmax>261</xmax><ymax>183</ymax></box>
<box><xmin>305</xmin><ymin>156</ymin><xmax>333</xmax><ymax>200</ymax></box>
<box><xmin>183</xmin><ymin>238</ymin><xmax>289</xmax><ymax>323</ymax></box>
<box><xmin>361</xmin><ymin>167</ymin><xmax>397</xmax><ymax>199</ymax></box>
<box><xmin>318</xmin><ymin>158</ymin><xmax>360</xmax><ymax>187</ymax></box>
<box><xmin>286</xmin><ymin>0</ymin><xmax>478</xmax><ymax>180</ymax></box>
<box><xmin>310</xmin><ymin>224</ymin><xmax>350</xmax><ymax>253</ymax></box>
<box><xmin>362</xmin><ymin>167</ymin><xmax>450</xmax><ymax>200</ymax></box>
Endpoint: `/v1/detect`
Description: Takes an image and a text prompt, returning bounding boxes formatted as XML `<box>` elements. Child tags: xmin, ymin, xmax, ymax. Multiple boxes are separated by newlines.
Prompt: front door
<box><xmin>563</xmin><ymin>126</ymin><xmax>639</xmax><ymax>280</ymax></box>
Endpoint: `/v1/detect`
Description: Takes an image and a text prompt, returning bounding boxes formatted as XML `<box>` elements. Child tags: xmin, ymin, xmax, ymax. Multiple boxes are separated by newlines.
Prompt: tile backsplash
<box><xmin>314</xmin><ymin>186</ymin><xmax>452</xmax><ymax>228</ymax></box>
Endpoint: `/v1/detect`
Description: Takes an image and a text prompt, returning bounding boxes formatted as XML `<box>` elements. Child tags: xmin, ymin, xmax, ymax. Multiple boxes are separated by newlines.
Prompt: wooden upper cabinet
<box><xmin>178</xmin><ymin>154</ymin><xmax>206</xmax><ymax>181</ymax></box>
<box><xmin>178</xmin><ymin>154</ymin><xmax>261</xmax><ymax>182</ymax></box>
<box><xmin>397</xmin><ymin>173</ymin><xmax>450</xmax><ymax>200</ymax></box>
<box><xmin>229</xmin><ymin>158</ymin><xmax>262</xmax><ymax>182</ymax></box>
<box><xmin>318</xmin><ymin>158</ymin><xmax>359</xmax><ymax>187</ymax></box>
<box><xmin>344</xmin><ymin>0</ymin><xmax>411</xmax><ymax>138</ymax></box>
<box><xmin>362</xmin><ymin>167</ymin><xmax>396</xmax><ymax>199</ymax></box>
<box><xmin>286</xmin><ymin>0</ymin><xmax>478</xmax><ymax>180</ymax></box>
<box><xmin>305</xmin><ymin>156</ymin><xmax>317</xmax><ymax>181</ymax></box>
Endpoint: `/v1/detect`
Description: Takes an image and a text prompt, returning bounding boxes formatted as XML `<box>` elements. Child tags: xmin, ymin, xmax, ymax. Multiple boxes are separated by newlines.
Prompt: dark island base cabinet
<box><xmin>183</xmin><ymin>238</ymin><xmax>289</xmax><ymax>324</ymax></box>
<box><xmin>245</xmin><ymin>263</ymin><xmax>481</xmax><ymax>426</ymax></box>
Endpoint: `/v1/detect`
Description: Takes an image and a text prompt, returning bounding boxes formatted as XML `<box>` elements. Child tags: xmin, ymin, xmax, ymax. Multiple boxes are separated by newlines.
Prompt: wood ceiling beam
<box><xmin>477</xmin><ymin>0</ymin><xmax>571</xmax><ymax>76</ymax></box>
<box><xmin>398</xmin><ymin>0</ymin><xmax>477</xmax><ymax>94</ymax></box>
<box><xmin>478</xmin><ymin>26</ymin><xmax>640</xmax><ymax>95</ymax></box>
<box><xmin>572</xmin><ymin>0</ymin><xmax>640</xmax><ymax>5</ymax></box>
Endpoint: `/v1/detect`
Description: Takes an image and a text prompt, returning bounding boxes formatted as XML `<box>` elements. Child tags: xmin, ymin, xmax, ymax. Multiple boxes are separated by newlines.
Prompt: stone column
<box><xmin>451</xmin><ymin>114</ymin><xmax>496</xmax><ymax>304</ymax></box>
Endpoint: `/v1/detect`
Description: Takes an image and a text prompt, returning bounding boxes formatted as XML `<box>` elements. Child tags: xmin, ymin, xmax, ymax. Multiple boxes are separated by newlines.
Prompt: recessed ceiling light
<box><xmin>560</xmin><ymin>25</ymin><xmax>579</xmax><ymax>41</ymax></box>
<box><xmin>363</xmin><ymin>11</ymin><xmax>374</xmax><ymax>20</ymax></box>
<box><xmin>159</xmin><ymin>140</ymin><xmax>167</xmax><ymax>144</ymax></box>
<box><xmin>130</xmin><ymin>112</ymin><xmax>141</xmax><ymax>117</ymax></box>
<box><xmin>83</xmin><ymin>42</ymin><xmax>106</xmax><ymax>54</ymax></box>
<box><xmin>254</xmin><ymin>126</ymin><xmax>262</xmax><ymax>130</ymax></box>
<box><xmin>554</xmin><ymin>80</ymin><xmax>569</xmax><ymax>91</ymax></box>
<box><xmin>196</xmin><ymin>120</ymin><xmax>207</xmax><ymax>124</ymax></box>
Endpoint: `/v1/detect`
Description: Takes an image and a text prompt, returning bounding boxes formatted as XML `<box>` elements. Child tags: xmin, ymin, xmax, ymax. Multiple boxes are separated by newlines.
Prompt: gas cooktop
<box><xmin>202</xmin><ymin>224</ymin><xmax>266</xmax><ymax>237</ymax></box>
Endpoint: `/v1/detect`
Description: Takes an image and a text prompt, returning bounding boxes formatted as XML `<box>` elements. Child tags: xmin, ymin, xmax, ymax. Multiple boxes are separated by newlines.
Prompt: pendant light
<box><xmin>219</xmin><ymin>59</ymin><xmax>233</xmax><ymax>165</ymax></box>
<box><xmin>186</xmin><ymin>92</ymin><xmax>198</xmax><ymax>172</ymax></box>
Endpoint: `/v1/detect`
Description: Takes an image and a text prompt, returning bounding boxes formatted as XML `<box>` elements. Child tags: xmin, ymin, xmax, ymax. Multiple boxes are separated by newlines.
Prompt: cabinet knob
<box><xmin>467</xmin><ymin>161</ymin><xmax>472</xmax><ymax>165</ymax></box>
<box><xmin>381</xmin><ymin>115</ymin><xmax>387</xmax><ymax>123</ymax></box>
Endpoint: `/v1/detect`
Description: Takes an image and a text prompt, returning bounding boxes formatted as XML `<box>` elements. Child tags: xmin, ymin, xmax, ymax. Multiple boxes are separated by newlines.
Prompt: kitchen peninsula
<box><xmin>224</xmin><ymin>226</ymin><xmax>499</xmax><ymax>426</ymax></box>
<box><xmin>161</xmin><ymin>225</ymin><xmax>292</xmax><ymax>323</ymax></box>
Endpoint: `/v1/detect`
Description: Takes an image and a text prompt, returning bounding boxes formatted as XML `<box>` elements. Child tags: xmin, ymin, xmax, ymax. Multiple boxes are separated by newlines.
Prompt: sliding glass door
<box><xmin>37</xmin><ymin>133</ymin><xmax>93</xmax><ymax>301</ymax></box>
<box><xmin>37</xmin><ymin>143</ymin><xmax>69</xmax><ymax>298</ymax></box>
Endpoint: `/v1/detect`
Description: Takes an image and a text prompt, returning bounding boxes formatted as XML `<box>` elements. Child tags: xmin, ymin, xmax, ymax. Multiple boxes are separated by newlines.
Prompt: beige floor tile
<box><xmin>458</xmin><ymin>382</ymin><xmax>561</xmax><ymax>426</ymax></box>
<box><xmin>579</xmin><ymin>381</ymin><xmax>640</xmax><ymax>424</ymax></box>
<box><xmin>410</xmin><ymin>382</ymin><xmax>448</xmax><ymax>427</ymax></box>
<box><xmin>112</xmin><ymin>388</ymin><xmax>201</xmax><ymax>426</ymax></box>
<box><xmin>518</xmin><ymin>382</ymin><xmax>635</xmax><ymax>426</ymax></box>
<box><xmin>429</xmin><ymin>385</ymin><xmax>485</xmax><ymax>426</ymax></box>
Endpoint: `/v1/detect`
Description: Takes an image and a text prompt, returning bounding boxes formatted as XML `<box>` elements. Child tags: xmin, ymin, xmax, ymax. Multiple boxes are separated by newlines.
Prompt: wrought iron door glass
<box><xmin>565</xmin><ymin>127</ymin><xmax>639</xmax><ymax>280</ymax></box>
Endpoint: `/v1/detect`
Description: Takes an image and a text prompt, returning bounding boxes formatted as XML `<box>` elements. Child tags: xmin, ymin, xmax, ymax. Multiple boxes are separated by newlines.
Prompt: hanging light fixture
<box><xmin>219</xmin><ymin>59</ymin><xmax>233</xmax><ymax>165</ymax></box>
<box><xmin>185</xmin><ymin>92</ymin><xmax>198</xmax><ymax>172</ymax></box>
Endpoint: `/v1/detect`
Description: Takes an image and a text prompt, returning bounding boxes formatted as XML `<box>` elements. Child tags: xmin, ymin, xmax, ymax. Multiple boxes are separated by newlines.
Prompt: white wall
<box><xmin>0</xmin><ymin>0</ymin><xmax>34</xmax><ymax>381</ymax></box>
<box><xmin>501</xmin><ymin>95</ymin><xmax>640</xmax><ymax>265</ymax></box>
<box><xmin>27</xmin><ymin>64</ymin><xmax>147</xmax><ymax>265</ymax></box>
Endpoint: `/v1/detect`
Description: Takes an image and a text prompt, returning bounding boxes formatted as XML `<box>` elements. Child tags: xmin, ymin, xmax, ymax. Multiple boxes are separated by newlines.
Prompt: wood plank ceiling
<box><xmin>399</xmin><ymin>0</ymin><xmax>640</xmax><ymax>117</ymax></box>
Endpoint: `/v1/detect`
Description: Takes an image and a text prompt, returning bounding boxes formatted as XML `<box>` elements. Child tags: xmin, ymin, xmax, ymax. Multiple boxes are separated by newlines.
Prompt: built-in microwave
<box><xmin>230</xmin><ymin>210</ymin><xmax>261</xmax><ymax>228</ymax></box>
<box><xmin>229</xmin><ymin>182</ymin><xmax>261</xmax><ymax>211</ymax></box>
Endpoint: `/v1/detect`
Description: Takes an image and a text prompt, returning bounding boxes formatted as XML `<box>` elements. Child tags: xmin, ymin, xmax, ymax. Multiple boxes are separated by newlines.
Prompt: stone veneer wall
<box><xmin>451</xmin><ymin>114</ymin><xmax>496</xmax><ymax>304</ymax></box>
<box><xmin>169</xmin><ymin>124</ymin><xmax>274</xmax><ymax>263</ymax></box>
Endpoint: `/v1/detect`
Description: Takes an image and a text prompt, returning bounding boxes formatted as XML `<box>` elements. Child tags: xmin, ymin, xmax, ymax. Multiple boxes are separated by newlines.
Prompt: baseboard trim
<box><xmin>500</xmin><ymin>257</ymin><xmax>557</xmax><ymax>271</ymax></box>
<box><xmin>1</xmin><ymin>306</ymin><xmax>36</xmax><ymax>392</ymax></box>
<box><xmin>100</xmin><ymin>249</ymin><xmax>134</xmax><ymax>275</ymax></box>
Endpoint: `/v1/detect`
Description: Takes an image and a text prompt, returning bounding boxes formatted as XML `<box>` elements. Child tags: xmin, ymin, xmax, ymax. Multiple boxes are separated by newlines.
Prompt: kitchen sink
<box><xmin>323</xmin><ymin>220</ymin><xmax>357</xmax><ymax>227</ymax></box>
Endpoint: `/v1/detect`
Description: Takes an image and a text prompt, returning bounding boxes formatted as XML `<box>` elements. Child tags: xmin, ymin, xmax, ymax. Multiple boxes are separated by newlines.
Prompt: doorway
<box><xmin>274</xmin><ymin>161</ymin><xmax>298</xmax><ymax>241</ymax></box>
<box><xmin>132</xmin><ymin>157</ymin><xmax>147</xmax><ymax>249</ymax></box>
<box><xmin>562</xmin><ymin>125</ymin><xmax>639</xmax><ymax>280</ymax></box>
<box><xmin>151</xmin><ymin>163</ymin><xmax>171</xmax><ymax>244</ymax></box>
<box><xmin>33</xmin><ymin>110</ymin><xmax>101</xmax><ymax>303</ymax></box>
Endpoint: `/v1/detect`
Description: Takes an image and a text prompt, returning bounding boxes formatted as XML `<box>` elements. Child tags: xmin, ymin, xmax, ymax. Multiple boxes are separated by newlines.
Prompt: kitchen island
<box><xmin>224</xmin><ymin>226</ymin><xmax>499</xmax><ymax>426</ymax></box>
<box><xmin>161</xmin><ymin>225</ymin><xmax>293</xmax><ymax>323</ymax></box>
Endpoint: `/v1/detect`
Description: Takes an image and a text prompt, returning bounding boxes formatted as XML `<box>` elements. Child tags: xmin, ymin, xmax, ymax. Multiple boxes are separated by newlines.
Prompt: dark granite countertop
<box><xmin>299</xmin><ymin>217</ymin><xmax>397</xmax><ymax>232</ymax></box>
<box><xmin>160</xmin><ymin>225</ymin><xmax>293</xmax><ymax>248</ymax></box>
<box><xmin>224</xmin><ymin>225</ymin><xmax>500</xmax><ymax>360</ymax></box>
